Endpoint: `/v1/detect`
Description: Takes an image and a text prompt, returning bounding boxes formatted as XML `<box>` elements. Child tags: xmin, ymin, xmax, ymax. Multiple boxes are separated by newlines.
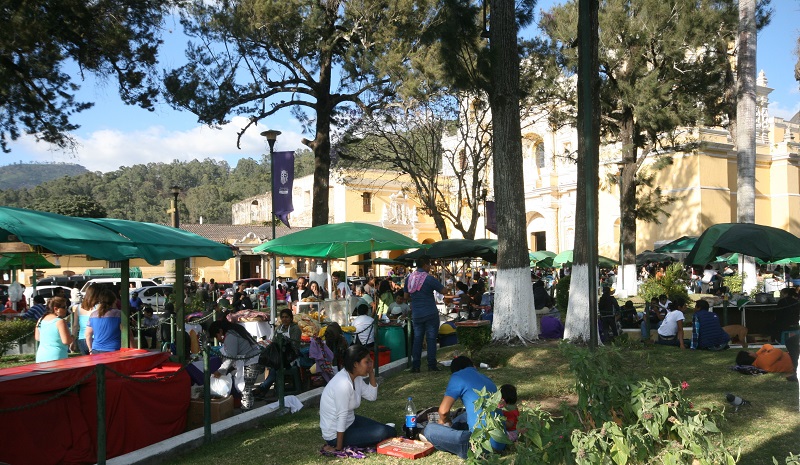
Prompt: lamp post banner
<box><xmin>272</xmin><ymin>151</ymin><xmax>295</xmax><ymax>228</ymax></box>
<box><xmin>486</xmin><ymin>200</ymin><xmax>497</xmax><ymax>235</ymax></box>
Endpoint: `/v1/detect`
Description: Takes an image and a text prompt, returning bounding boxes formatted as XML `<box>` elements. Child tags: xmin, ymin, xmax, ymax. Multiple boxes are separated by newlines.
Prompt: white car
<box><xmin>133</xmin><ymin>285</ymin><xmax>173</xmax><ymax>309</ymax></box>
<box><xmin>24</xmin><ymin>285</ymin><xmax>74</xmax><ymax>306</ymax></box>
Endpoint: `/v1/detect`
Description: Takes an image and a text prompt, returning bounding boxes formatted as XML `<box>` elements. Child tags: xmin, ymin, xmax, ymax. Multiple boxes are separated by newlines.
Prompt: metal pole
<box><xmin>96</xmin><ymin>364</ymin><xmax>107</xmax><ymax>465</ymax></box>
<box><xmin>262</xmin><ymin>130</ymin><xmax>281</xmax><ymax>327</ymax></box>
<box><xmin>121</xmin><ymin>261</ymin><xmax>130</xmax><ymax>348</ymax></box>
<box><xmin>171</xmin><ymin>186</ymin><xmax>186</xmax><ymax>363</ymax></box>
<box><xmin>203</xmin><ymin>345</ymin><xmax>212</xmax><ymax>442</ymax></box>
<box><xmin>277</xmin><ymin>336</ymin><xmax>285</xmax><ymax>410</ymax></box>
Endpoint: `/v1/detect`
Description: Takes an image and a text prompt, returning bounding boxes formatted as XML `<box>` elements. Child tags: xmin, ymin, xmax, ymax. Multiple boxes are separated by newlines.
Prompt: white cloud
<box><xmin>769</xmin><ymin>100</ymin><xmax>800</xmax><ymax>121</ymax></box>
<box><xmin>6</xmin><ymin>116</ymin><xmax>307</xmax><ymax>172</ymax></box>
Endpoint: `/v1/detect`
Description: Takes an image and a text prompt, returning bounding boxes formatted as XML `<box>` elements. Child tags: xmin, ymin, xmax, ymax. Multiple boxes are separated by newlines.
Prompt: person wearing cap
<box><xmin>423</xmin><ymin>356</ymin><xmax>506</xmax><ymax>459</ymax></box>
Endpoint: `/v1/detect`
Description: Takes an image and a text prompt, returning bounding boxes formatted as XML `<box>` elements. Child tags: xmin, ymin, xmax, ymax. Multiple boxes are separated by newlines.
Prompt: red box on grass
<box><xmin>377</xmin><ymin>437</ymin><xmax>435</xmax><ymax>459</ymax></box>
<box><xmin>368</xmin><ymin>345</ymin><xmax>391</xmax><ymax>366</ymax></box>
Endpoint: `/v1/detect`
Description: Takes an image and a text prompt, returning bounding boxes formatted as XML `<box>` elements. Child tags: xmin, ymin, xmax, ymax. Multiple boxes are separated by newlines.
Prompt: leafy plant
<box><xmin>722</xmin><ymin>273</ymin><xmax>744</xmax><ymax>294</ymax></box>
<box><xmin>0</xmin><ymin>319</ymin><xmax>36</xmax><ymax>356</ymax></box>
<box><xmin>638</xmin><ymin>263</ymin><xmax>689</xmax><ymax>303</ymax></box>
<box><xmin>471</xmin><ymin>345</ymin><xmax>738</xmax><ymax>464</ymax></box>
<box><xmin>466</xmin><ymin>387</ymin><xmax>509</xmax><ymax>462</ymax></box>
<box><xmin>455</xmin><ymin>324</ymin><xmax>492</xmax><ymax>358</ymax></box>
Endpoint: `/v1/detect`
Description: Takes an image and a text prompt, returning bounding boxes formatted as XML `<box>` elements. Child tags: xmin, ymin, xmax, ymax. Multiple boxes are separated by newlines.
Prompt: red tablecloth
<box><xmin>0</xmin><ymin>349</ymin><xmax>190</xmax><ymax>465</ymax></box>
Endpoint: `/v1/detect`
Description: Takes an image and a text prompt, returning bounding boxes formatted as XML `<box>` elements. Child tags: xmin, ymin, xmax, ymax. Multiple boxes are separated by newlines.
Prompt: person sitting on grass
<box><xmin>656</xmin><ymin>298</ymin><xmax>687</xmax><ymax>349</ymax></box>
<box><xmin>499</xmin><ymin>384</ymin><xmax>520</xmax><ymax>442</ymax></box>
<box><xmin>423</xmin><ymin>356</ymin><xmax>506</xmax><ymax>459</ymax></box>
<box><xmin>320</xmin><ymin>345</ymin><xmax>395</xmax><ymax>453</ymax></box>
<box><xmin>690</xmin><ymin>300</ymin><xmax>730</xmax><ymax>351</ymax></box>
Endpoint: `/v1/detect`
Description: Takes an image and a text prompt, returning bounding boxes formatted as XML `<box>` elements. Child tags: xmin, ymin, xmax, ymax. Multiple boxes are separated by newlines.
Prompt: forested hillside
<box><xmin>0</xmin><ymin>163</ymin><xmax>89</xmax><ymax>190</ymax></box>
<box><xmin>0</xmin><ymin>151</ymin><xmax>314</xmax><ymax>223</ymax></box>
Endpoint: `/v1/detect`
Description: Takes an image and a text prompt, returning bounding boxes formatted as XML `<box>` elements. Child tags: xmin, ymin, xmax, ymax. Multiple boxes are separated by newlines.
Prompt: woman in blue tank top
<box><xmin>35</xmin><ymin>297</ymin><xmax>74</xmax><ymax>362</ymax></box>
<box><xmin>86</xmin><ymin>288</ymin><xmax>122</xmax><ymax>354</ymax></box>
<box><xmin>72</xmin><ymin>284</ymin><xmax>99</xmax><ymax>355</ymax></box>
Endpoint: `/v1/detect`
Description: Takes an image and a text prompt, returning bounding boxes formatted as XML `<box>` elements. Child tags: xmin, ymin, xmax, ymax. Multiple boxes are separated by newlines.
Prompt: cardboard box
<box><xmin>377</xmin><ymin>437</ymin><xmax>435</xmax><ymax>460</ymax></box>
<box><xmin>186</xmin><ymin>395</ymin><xmax>234</xmax><ymax>431</ymax></box>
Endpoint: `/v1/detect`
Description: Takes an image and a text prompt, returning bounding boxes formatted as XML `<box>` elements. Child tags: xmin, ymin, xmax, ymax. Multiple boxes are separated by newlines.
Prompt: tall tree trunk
<box><xmin>311</xmin><ymin>54</ymin><xmax>334</xmax><ymax>226</ymax></box>
<box><xmin>489</xmin><ymin>0</ymin><xmax>537</xmax><ymax>342</ymax></box>
<box><xmin>618</xmin><ymin>112</ymin><xmax>638</xmax><ymax>297</ymax></box>
<box><xmin>564</xmin><ymin>0</ymin><xmax>600</xmax><ymax>344</ymax></box>
<box><xmin>737</xmin><ymin>0</ymin><xmax>757</xmax><ymax>292</ymax></box>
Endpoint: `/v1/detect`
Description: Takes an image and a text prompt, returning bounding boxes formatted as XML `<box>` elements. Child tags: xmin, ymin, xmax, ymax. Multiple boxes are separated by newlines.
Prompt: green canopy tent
<box><xmin>254</xmin><ymin>222</ymin><xmax>420</xmax><ymax>259</ymax></box>
<box><xmin>254</xmin><ymin>222</ymin><xmax>420</xmax><ymax>376</ymax></box>
<box><xmin>685</xmin><ymin>223</ymin><xmax>800</xmax><ymax>265</ymax></box>
<box><xmin>395</xmin><ymin>238</ymin><xmax>497</xmax><ymax>263</ymax></box>
<box><xmin>0</xmin><ymin>207</ymin><xmax>235</xmax><ymax>361</ymax></box>
<box><xmin>636</xmin><ymin>251</ymin><xmax>675</xmax><ymax>265</ymax></box>
<box><xmin>529</xmin><ymin>251</ymin><xmax>556</xmax><ymax>267</ymax></box>
<box><xmin>350</xmin><ymin>257</ymin><xmax>407</xmax><ymax>266</ymax></box>
<box><xmin>553</xmin><ymin>250</ymin><xmax>619</xmax><ymax>269</ymax></box>
<box><xmin>0</xmin><ymin>253</ymin><xmax>59</xmax><ymax>270</ymax></box>
<box><xmin>84</xmin><ymin>267</ymin><xmax>144</xmax><ymax>278</ymax></box>
<box><xmin>716</xmin><ymin>253</ymin><xmax>765</xmax><ymax>266</ymax></box>
<box><xmin>654</xmin><ymin>236</ymin><xmax>698</xmax><ymax>254</ymax></box>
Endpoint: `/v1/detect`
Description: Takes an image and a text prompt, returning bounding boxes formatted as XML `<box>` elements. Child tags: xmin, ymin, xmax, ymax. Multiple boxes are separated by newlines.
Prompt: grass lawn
<box><xmin>162</xmin><ymin>341</ymin><xmax>798</xmax><ymax>465</ymax></box>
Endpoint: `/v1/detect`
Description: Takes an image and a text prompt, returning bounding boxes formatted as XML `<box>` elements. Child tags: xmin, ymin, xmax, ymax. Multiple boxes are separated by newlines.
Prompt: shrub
<box><xmin>455</xmin><ymin>324</ymin><xmax>492</xmax><ymax>358</ymax></box>
<box><xmin>470</xmin><ymin>344</ymin><xmax>738</xmax><ymax>464</ymax></box>
<box><xmin>723</xmin><ymin>273</ymin><xmax>744</xmax><ymax>294</ymax></box>
<box><xmin>0</xmin><ymin>319</ymin><xmax>36</xmax><ymax>355</ymax></box>
<box><xmin>638</xmin><ymin>263</ymin><xmax>689</xmax><ymax>303</ymax></box>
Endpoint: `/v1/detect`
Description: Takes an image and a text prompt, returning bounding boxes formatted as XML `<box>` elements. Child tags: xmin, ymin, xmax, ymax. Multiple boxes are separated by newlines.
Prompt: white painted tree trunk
<box><xmin>616</xmin><ymin>263</ymin><xmax>637</xmax><ymax>297</ymax></box>
<box><xmin>492</xmin><ymin>268</ymin><xmax>538</xmax><ymax>341</ymax></box>
<box><xmin>564</xmin><ymin>264</ymin><xmax>593</xmax><ymax>341</ymax></box>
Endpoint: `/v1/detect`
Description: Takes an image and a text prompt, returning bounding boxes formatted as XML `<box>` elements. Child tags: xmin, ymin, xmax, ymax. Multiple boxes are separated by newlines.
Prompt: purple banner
<box><xmin>486</xmin><ymin>200</ymin><xmax>497</xmax><ymax>235</ymax></box>
<box><xmin>272</xmin><ymin>151</ymin><xmax>295</xmax><ymax>228</ymax></box>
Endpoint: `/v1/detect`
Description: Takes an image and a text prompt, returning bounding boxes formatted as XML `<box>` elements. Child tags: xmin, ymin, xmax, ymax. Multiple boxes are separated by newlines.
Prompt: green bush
<box><xmin>0</xmin><ymin>319</ymin><xmax>36</xmax><ymax>355</ymax></box>
<box><xmin>723</xmin><ymin>273</ymin><xmax>744</xmax><ymax>294</ymax></box>
<box><xmin>638</xmin><ymin>263</ymin><xmax>690</xmax><ymax>303</ymax></box>
<box><xmin>470</xmin><ymin>344</ymin><xmax>738</xmax><ymax>464</ymax></box>
<box><xmin>455</xmin><ymin>324</ymin><xmax>492</xmax><ymax>358</ymax></box>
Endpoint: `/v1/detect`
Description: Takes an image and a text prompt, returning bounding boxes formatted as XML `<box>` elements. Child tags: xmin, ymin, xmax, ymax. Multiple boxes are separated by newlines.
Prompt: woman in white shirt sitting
<box><xmin>320</xmin><ymin>345</ymin><xmax>395</xmax><ymax>453</ymax></box>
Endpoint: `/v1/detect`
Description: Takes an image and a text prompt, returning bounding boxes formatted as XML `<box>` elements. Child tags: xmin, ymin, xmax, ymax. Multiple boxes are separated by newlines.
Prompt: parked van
<box><xmin>80</xmin><ymin>278</ymin><xmax>158</xmax><ymax>295</ymax></box>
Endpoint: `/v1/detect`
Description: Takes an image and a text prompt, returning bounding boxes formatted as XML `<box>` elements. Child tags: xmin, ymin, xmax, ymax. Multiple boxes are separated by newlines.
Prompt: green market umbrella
<box><xmin>553</xmin><ymin>250</ymin><xmax>619</xmax><ymax>268</ymax></box>
<box><xmin>395</xmin><ymin>238</ymin><xmax>497</xmax><ymax>263</ymax></box>
<box><xmin>654</xmin><ymin>236</ymin><xmax>698</xmax><ymax>253</ymax></box>
<box><xmin>0</xmin><ymin>206</ymin><xmax>140</xmax><ymax>262</ymax></box>
<box><xmin>530</xmin><ymin>251</ymin><xmax>556</xmax><ymax>268</ymax></box>
<box><xmin>636</xmin><ymin>251</ymin><xmax>675</xmax><ymax>265</ymax></box>
<box><xmin>0</xmin><ymin>253</ymin><xmax>58</xmax><ymax>270</ymax></box>
<box><xmin>351</xmin><ymin>257</ymin><xmax>406</xmax><ymax>266</ymax></box>
<box><xmin>85</xmin><ymin>218</ymin><xmax>234</xmax><ymax>265</ymax></box>
<box><xmin>685</xmin><ymin>223</ymin><xmax>800</xmax><ymax>265</ymax></box>
<box><xmin>716</xmin><ymin>253</ymin><xmax>765</xmax><ymax>266</ymax></box>
<box><xmin>253</xmin><ymin>222</ymin><xmax>421</xmax><ymax>258</ymax></box>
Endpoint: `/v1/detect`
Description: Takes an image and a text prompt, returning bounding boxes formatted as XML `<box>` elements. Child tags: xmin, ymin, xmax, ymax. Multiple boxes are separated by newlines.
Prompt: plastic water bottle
<box><xmin>404</xmin><ymin>396</ymin><xmax>418</xmax><ymax>439</ymax></box>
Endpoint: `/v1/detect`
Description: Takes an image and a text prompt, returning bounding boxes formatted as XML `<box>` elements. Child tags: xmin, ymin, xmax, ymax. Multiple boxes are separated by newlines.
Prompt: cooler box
<box><xmin>438</xmin><ymin>321</ymin><xmax>458</xmax><ymax>347</ymax></box>
<box><xmin>377</xmin><ymin>437</ymin><xmax>435</xmax><ymax>459</ymax></box>
<box><xmin>369</xmin><ymin>345</ymin><xmax>392</xmax><ymax>366</ymax></box>
<box><xmin>378</xmin><ymin>324</ymin><xmax>406</xmax><ymax>362</ymax></box>
<box><xmin>186</xmin><ymin>395</ymin><xmax>234</xmax><ymax>431</ymax></box>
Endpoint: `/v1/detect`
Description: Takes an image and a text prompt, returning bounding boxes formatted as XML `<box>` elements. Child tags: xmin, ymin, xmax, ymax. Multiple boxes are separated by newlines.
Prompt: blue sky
<box><xmin>4</xmin><ymin>0</ymin><xmax>799</xmax><ymax>173</ymax></box>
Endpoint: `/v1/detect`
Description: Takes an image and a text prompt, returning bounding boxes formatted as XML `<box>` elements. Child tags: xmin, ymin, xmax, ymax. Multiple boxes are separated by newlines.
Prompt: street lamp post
<box><xmin>261</xmin><ymin>130</ymin><xmax>286</xmax><ymax>410</ymax></box>
<box><xmin>171</xmin><ymin>185</ymin><xmax>186</xmax><ymax>362</ymax></box>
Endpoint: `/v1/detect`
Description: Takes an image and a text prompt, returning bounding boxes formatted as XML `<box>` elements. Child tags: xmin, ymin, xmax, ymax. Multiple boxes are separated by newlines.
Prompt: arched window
<box><xmin>535</xmin><ymin>143</ymin><xmax>545</xmax><ymax>168</ymax></box>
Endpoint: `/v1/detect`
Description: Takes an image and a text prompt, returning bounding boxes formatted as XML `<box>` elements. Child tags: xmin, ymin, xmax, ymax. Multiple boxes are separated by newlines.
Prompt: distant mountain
<box><xmin>0</xmin><ymin>163</ymin><xmax>89</xmax><ymax>190</ymax></box>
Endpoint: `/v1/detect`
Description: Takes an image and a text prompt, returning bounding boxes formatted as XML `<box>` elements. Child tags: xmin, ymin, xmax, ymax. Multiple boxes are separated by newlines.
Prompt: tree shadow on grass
<box><xmin>737</xmin><ymin>425</ymin><xmax>800</xmax><ymax>464</ymax></box>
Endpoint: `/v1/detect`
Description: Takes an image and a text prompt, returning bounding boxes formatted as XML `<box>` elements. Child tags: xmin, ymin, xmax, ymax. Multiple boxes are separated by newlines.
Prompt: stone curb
<box><xmin>106</xmin><ymin>354</ymin><xmax>417</xmax><ymax>465</ymax></box>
